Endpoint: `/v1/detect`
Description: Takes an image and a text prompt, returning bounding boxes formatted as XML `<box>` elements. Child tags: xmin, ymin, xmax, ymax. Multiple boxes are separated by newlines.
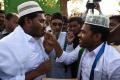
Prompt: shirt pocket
<box><xmin>94</xmin><ymin>69</ymin><xmax>102</xmax><ymax>80</ymax></box>
<box><xmin>94</xmin><ymin>68</ymin><xmax>108</xmax><ymax>80</ymax></box>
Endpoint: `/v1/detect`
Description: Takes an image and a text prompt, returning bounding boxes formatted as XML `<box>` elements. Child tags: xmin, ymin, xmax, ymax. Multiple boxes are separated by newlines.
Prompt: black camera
<box><xmin>93</xmin><ymin>0</ymin><xmax>101</xmax><ymax>2</ymax></box>
<box><xmin>86</xmin><ymin>0</ymin><xmax>101</xmax><ymax>9</ymax></box>
<box><xmin>86</xmin><ymin>2</ymin><xmax>96</xmax><ymax>9</ymax></box>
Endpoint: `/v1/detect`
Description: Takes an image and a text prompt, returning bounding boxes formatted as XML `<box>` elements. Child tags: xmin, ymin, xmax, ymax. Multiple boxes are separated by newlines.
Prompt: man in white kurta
<box><xmin>0</xmin><ymin>26</ymin><xmax>49</xmax><ymax>80</ymax></box>
<box><xmin>45</xmin><ymin>14</ymin><xmax>120</xmax><ymax>80</ymax></box>
<box><xmin>0</xmin><ymin>1</ymin><xmax>51</xmax><ymax>80</ymax></box>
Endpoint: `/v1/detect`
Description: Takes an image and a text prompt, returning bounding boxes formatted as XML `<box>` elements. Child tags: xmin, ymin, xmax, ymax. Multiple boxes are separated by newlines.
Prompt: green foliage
<box><xmin>4</xmin><ymin>0</ymin><xmax>60</xmax><ymax>14</ymax></box>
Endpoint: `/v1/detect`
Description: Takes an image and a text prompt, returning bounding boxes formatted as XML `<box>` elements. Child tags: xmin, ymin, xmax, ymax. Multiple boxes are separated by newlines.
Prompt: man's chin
<box><xmin>34</xmin><ymin>34</ymin><xmax>44</xmax><ymax>38</ymax></box>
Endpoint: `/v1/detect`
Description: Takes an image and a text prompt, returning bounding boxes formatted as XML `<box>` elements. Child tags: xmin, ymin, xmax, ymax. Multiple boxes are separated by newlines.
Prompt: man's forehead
<box><xmin>37</xmin><ymin>13</ymin><xmax>45</xmax><ymax>17</ymax></box>
<box><xmin>81</xmin><ymin>24</ymin><xmax>91</xmax><ymax>29</ymax></box>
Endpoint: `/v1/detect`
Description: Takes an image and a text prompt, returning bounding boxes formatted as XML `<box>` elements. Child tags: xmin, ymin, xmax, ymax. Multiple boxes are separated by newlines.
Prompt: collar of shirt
<box><xmin>15</xmin><ymin>25</ymin><xmax>36</xmax><ymax>43</ymax></box>
<box><xmin>25</xmin><ymin>33</ymin><xmax>37</xmax><ymax>43</ymax></box>
<box><xmin>86</xmin><ymin>43</ymin><xmax>104</xmax><ymax>56</ymax></box>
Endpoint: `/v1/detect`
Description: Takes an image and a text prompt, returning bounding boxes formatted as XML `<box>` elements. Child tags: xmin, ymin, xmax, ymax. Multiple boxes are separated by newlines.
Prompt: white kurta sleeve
<box><xmin>65</xmin><ymin>43</ymin><xmax>74</xmax><ymax>52</ymax></box>
<box><xmin>0</xmin><ymin>42</ymin><xmax>26</xmax><ymax>80</ymax></box>
<box><xmin>56</xmin><ymin>45</ymin><xmax>81</xmax><ymax>65</ymax></box>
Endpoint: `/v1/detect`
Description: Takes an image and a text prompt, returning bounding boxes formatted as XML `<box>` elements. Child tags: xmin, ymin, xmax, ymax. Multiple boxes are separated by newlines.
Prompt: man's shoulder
<box><xmin>0</xmin><ymin>26</ymin><xmax>27</xmax><ymax>44</ymax></box>
<box><xmin>104</xmin><ymin>44</ymin><xmax>120</xmax><ymax>62</ymax></box>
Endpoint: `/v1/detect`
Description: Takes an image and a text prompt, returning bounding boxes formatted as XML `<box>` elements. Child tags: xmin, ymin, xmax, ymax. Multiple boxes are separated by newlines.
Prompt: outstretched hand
<box><xmin>43</xmin><ymin>32</ymin><xmax>58</xmax><ymax>53</ymax></box>
<box><xmin>43</xmin><ymin>32</ymin><xmax>63</xmax><ymax>57</ymax></box>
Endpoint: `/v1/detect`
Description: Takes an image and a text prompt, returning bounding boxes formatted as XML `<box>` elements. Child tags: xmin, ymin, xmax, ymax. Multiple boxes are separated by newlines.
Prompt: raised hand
<box><xmin>43</xmin><ymin>32</ymin><xmax>56</xmax><ymax>54</ymax></box>
<box><xmin>43</xmin><ymin>33</ymin><xmax>54</xmax><ymax>54</ymax></box>
<box><xmin>44</xmin><ymin>32</ymin><xmax>63</xmax><ymax>57</ymax></box>
<box><xmin>66</xmin><ymin>31</ymin><xmax>75</xmax><ymax>44</ymax></box>
<box><xmin>44</xmin><ymin>32</ymin><xmax>57</xmax><ymax>46</ymax></box>
<box><xmin>94</xmin><ymin>3</ymin><xmax>102</xmax><ymax>14</ymax></box>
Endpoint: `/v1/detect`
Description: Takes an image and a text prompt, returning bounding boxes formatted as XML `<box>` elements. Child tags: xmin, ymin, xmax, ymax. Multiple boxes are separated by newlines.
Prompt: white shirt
<box><xmin>65</xmin><ymin>43</ymin><xmax>74</xmax><ymax>52</ymax></box>
<box><xmin>56</xmin><ymin>43</ymin><xmax>120</xmax><ymax>80</ymax></box>
<box><xmin>81</xmin><ymin>43</ymin><xmax>104</xmax><ymax>80</ymax></box>
<box><xmin>0</xmin><ymin>26</ymin><xmax>48</xmax><ymax>80</ymax></box>
<box><xmin>56</xmin><ymin>45</ymin><xmax>81</xmax><ymax>65</ymax></box>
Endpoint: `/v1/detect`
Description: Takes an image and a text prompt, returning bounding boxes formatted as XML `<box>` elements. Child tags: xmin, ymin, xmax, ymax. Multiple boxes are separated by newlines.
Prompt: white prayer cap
<box><xmin>85</xmin><ymin>14</ymin><xmax>109</xmax><ymax>28</ymax></box>
<box><xmin>17</xmin><ymin>1</ymin><xmax>43</xmax><ymax>17</ymax></box>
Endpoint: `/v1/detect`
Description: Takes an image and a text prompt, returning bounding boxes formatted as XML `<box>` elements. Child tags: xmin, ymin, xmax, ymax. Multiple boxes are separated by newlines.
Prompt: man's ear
<box><xmin>93</xmin><ymin>33</ymin><xmax>102</xmax><ymax>43</ymax></box>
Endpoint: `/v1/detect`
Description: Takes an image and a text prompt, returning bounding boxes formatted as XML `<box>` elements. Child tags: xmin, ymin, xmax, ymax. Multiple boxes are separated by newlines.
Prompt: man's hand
<box><xmin>66</xmin><ymin>31</ymin><xmax>75</xmax><ymax>44</ymax></box>
<box><xmin>43</xmin><ymin>34</ymin><xmax>54</xmax><ymax>54</ymax></box>
<box><xmin>94</xmin><ymin>3</ymin><xmax>102</xmax><ymax>14</ymax></box>
<box><xmin>44</xmin><ymin>32</ymin><xmax>58</xmax><ymax>47</ymax></box>
<box><xmin>43</xmin><ymin>32</ymin><xmax>63</xmax><ymax>57</ymax></box>
<box><xmin>25</xmin><ymin>59</ymin><xmax>52</xmax><ymax>80</ymax></box>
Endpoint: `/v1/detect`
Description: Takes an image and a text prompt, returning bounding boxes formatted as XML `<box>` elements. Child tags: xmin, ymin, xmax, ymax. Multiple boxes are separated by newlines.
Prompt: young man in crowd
<box><xmin>65</xmin><ymin>17</ymin><xmax>84</xmax><ymax>78</ymax></box>
<box><xmin>45</xmin><ymin>12</ymin><xmax>71</xmax><ymax>78</ymax></box>
<box><xmin>108</xmin><ymin>15</ymin><xmax>120</xmax><ymax>52</ymax></box>
<box><xmin>0</xmin><ymin>13</ymin><xmax>19</xmax><ymax>39</ymax></box>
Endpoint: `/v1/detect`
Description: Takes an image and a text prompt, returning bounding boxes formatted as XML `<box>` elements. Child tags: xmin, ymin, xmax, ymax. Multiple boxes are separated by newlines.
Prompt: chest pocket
<box><xmin>94</xmin><ymin>69</ymin><xmax>102</xmax><ymax>80</ymax></box>
<box><xmin>94</xmin><ymin>68</ymin><xmax>108</xmax><ymax>80</ymax></box>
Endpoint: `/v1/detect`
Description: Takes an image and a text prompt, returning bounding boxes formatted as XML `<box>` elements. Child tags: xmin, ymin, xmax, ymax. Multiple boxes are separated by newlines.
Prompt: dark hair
<box><xmin>89</xmin><ymin>24</ymin><xmax>110</xmax><ymax>42</ymax></box>
<box><xmin>109</xmin><ymin>15</ymin><xmax>120</xmax><ymax>23</ymax></box>
<box><xmin>69</xmin><ymin>17</ymin><xmax>84</xmax><ymax>26</ymax></box>
<box><xmin>51</xmin><ymin>12</ymin><xmax>63</xmax><ymax>21</ymax></box>
<box><xmin>63</xmin><ymin>16</ymin><xmax>68</xmax><ymax>24</ymax></box>
<box><xmin>0</xmin><ymin>10</ymin><xmax>5</xmax><ymax>14</ymax></box>
<box><xmin>18</xmin><ymin>11</ymin><xmax>43</xmax><ymax>27</ymax></box>
<box><xmin>5</xmin><ymin>13</ymin><xmax>18</xmax><ymax>20</ymax></box>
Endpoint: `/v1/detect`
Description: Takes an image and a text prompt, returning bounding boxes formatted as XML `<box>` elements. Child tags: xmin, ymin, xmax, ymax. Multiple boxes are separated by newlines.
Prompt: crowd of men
<box><xmin>0</xmin><ymin>1</ymin><xmax>120</xmax><ymax>80</ymax></box>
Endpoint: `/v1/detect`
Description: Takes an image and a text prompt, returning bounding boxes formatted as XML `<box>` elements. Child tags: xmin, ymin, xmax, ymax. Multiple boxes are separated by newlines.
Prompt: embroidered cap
<box><xmin>17</xmin><ymin>1</ymin><xmax>43</xmax><ymax>17</ymax></box>
<box><xmin>85</xmin><ymin>14</ymin><xmax>109</xmax><ymax>28</ymax></box>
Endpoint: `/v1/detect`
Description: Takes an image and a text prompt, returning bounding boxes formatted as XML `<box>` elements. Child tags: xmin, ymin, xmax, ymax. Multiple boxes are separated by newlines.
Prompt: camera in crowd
<box><xmin>86</xmin><ymin>0</ymin><xmax>101</xmax><ymax>9</ymax></box>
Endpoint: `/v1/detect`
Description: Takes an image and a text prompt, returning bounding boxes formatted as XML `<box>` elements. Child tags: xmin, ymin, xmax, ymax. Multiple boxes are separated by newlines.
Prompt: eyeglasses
<box><xmin>52</xmin><ymin>22</ymin><xmax>62</xmax><ymax>26</ymax></box>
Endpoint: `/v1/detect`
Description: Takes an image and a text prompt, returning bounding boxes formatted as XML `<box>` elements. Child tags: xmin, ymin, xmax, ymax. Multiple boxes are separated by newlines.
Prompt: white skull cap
<box><xmin>17</xmin><ymin>1</ymin><xmax>43</xmax><ymax>17</ymax></box>
<box><xmin>85</xmin><ymin>14</ymin><xmax>109</xmax><ymax>28</ymax></box>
